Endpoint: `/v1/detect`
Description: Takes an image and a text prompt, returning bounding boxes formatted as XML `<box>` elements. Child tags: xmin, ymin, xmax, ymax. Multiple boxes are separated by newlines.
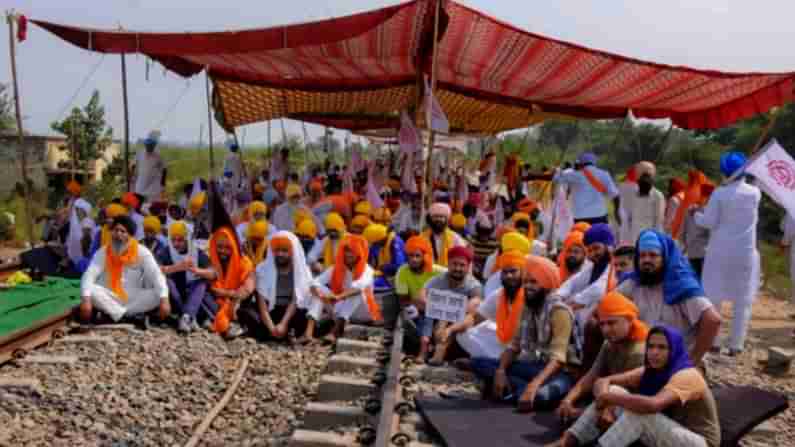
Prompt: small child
<box><xmin>614</xmin><ymin>245</ymin><xmax>635</xmax><ymax>284</ymax></box>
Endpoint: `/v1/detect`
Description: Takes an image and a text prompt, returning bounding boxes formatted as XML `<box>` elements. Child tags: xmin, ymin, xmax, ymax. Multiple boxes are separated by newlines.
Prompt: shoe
<box><xmin>178</xmin><ymin>314</ymin><xmax>194</xmax><ymax>334</ymax></box>
<box><xmin>124</xmin><ymin>313</ymin><xmax>149</xmax><ymax>331</ymax></box>
<box><xmin>224</xmin><ymin>322</ymin><xmax>245</xmax><ymax>340</ymax></box>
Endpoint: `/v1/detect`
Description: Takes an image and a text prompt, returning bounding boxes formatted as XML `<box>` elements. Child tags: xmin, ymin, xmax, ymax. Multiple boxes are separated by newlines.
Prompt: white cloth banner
<box><xmin>553</xmin><ymin>185</ymin><xmax>574</xmax><ymax>244</ymax></box>
<box><xmin>401</xmin><ymin>152</ymin><xmax>418</xmax><ymax>194</ymax></box>
<box><xmin>424</xmin><ymin>76</ymin><xmax>449</xmax><ymax>134</ymax></box>
<box><xmin>745</xmin><ymin>139</ymin><xmax>795</xmax><ymax>218</ymax></box>
<box><xmin>426</xmin><ymin>288</ymin><xmax>468</xmax><ymax>323</ymax></box>
<box><xmin>399</xmin><ymin>110</ymin><xmax>422</xmax><ymax>154</ymax></box>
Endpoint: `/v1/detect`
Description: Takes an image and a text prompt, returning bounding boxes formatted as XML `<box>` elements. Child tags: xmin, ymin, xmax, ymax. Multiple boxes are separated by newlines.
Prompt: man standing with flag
<box><xmin>695</xmin><ymin>151</ymin><xmax>761</xmax><ymax>357</ymax></box>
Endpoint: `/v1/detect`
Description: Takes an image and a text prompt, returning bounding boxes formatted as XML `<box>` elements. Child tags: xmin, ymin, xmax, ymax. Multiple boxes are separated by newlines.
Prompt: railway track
<box><xmin>0</xmin><ymin>309</ymin><xmax>72</xmax><ymax>365</ymax></box>
<box><xmin>290</xmin><ymin>316</ymin><xmax>442</xmax><ymax>447</ymax></box>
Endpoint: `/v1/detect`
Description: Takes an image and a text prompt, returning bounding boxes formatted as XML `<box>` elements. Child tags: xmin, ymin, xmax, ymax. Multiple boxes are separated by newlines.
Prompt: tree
<box><xmin>50</xmin><ymin>90</ymin><xmax>113</xmax><ymax>173</ymax></box>
<box><xmin>538</xmin><ymin>120</ymin><xmax>580</xmax><ymax>160</ymax></box>
<box><xmin>0</xmin><ymin>83</ymin><xmax>15</xmax><ymax>132</ymax></box>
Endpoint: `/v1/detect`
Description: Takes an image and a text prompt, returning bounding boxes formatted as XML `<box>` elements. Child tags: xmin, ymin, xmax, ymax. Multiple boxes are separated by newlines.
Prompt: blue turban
<box><xmin>583</xmin><ymin>223</ymin><xmax>615</xmax><ymax>247</ymax></box>
<box><xmin>720</xmin><ymin>151</ymin><xmax>747</xmax><ymax>177</ymax></box>
<box><xmin>577</xmin><ymin>152</ymin><xmax>598</xmax><ymax>165</ymax></box>
<box><xmin>629</xmin><ymin>229</ymin><xmax>704</xmax><ymax>305</ymax></box>
<box><xmin>638</xmin><ymin>231</ymin><xmax>663</xmax><ymax>254</ymax></box>
<box><xmin>143</xmin><ymin>137</ymin><xmax>157</xmax><ymax>147</ymax></box>
<box><xmin>229</xmin><ymin>143</ymin><xmax>239</xmax><ymax>152</ymax></box>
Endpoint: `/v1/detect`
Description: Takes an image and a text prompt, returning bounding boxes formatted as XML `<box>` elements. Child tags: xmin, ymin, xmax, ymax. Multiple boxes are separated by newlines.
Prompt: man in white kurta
<box><xmin>223</xmin><ymin>143</ymin><xmax>245</xmax><ymax>192</ymax></box>
<box><xmin>80</xmin><ymin>215</ymin><xmax>169</xmax><ymax>323</ymax></box>
<box><xmin>271</xmin><ymin>184</ymin><xmax>323</xmax><ymax>233</ymax></box>
<box><xmin>695</xmin><ymin>153</ymin><xmax>761</xmax><ymax>354</ymax></box>
<box><xmin>133</xmin><ymin>135</ymin><xmax>166</xmax><ymax>202</ymax></box>
<box><xmin>625</xmin><ymin>161</ymin><xmax>665</xmax><ymax>243</ymax></box>
<box><xmin>781</xmin><ymin>213</ymin><xmax>795</xmax><ymax>306</ymax></box>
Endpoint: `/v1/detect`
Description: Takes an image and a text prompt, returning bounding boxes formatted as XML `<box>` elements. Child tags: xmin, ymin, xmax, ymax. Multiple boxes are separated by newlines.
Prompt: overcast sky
<box><xmin>2</xmin><ymin>0</ymin><xmax>794</xmax><ymax>146</ymax></box>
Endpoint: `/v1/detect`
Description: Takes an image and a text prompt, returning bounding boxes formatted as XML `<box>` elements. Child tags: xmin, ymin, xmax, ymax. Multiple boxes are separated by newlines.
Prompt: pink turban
<box><xmin>429</xmin><ymin>202</ymin><xmax>452</xmax><ymax>218</ymax></box>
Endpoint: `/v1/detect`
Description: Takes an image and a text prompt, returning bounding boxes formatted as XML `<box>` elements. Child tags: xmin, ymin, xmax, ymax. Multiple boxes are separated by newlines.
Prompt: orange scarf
<box><xmin>671</xmin><ymin>170</ymin><xmax>711</xmax><ymax>240</ymax></box>
<box><xmin>105</xmin><ymin>239</ymin><xmax>139</xmax><ymax>302</ymax></box>
<box><xmin>322</xmin><ymin>233</ymin><xmax>345</xmax><ymax>268</ymax></box>
<box><xmin>100</xmin><ymin>226</ymin><xmax>112</xmax><ymax>248</ymax></box>
<box><xmin>496</xmin><ymin>287</ymin><xmax>525</xmax><ymax>344</ymax></box>
<box><xmin>422</xmin><ymin>229</ymin><xmax>455</xmax><ymax>267</ymax></box>
<box><xmin>209</xmin><ymin>227</ymin><xmax>254</xmax><ymax>334</ymax></box>
<box><xmin>330</xmin><ymin>235</ymin><xmax>382</xmax><ymax>321</ymax></box>
<box><xmin>582</xmin><ymin>166</ymin><xmax>607</xmax><ymax>194</ymax></box>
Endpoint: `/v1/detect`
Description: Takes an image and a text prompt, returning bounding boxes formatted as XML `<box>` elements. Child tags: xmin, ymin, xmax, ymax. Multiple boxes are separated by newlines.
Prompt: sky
<box><xmin>2</xmin><ymin>0</ymin><xmax>795</xmax><ymax>147</ymax></box>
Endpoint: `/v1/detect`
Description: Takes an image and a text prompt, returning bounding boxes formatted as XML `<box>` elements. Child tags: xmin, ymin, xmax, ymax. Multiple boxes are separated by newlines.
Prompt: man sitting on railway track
<box><xmin>302</xmin><ymin>234</ymin><xmax>381</xmax><ymax>344</ymax></box>
<box><xmin>157</xmin><ymin>221</ymin><xmax>213</xmax><ymax>334</ymax></box>
<box><xmin>470</xmin><ymin>253</ymin><xmax>579</xmax><ymax>412</ymax></box>
<box><xmin>240</xmin><ymin>231</ymin><xmax>312</xmax><ymax>341</ymax></box>
<box><xmin>307</xmin><ymin>212</ymin><xmax>347</xmax><ymax>275</ymax></box>
<box><xmin>79</xmin><ymin>215</ymin><xmax>170</xmax><ymax>328</ymax></box>
<box><xmin>422</xmin><ymin>203</ymin><xmax>467</xmax><ymax>267</ymax></box>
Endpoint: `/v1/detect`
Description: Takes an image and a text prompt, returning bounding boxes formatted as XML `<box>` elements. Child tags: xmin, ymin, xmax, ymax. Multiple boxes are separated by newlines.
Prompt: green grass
<box><xmin>759</xmin><ymin>240</ymin><xmax>792</xmax><ymax>300</ymax></box>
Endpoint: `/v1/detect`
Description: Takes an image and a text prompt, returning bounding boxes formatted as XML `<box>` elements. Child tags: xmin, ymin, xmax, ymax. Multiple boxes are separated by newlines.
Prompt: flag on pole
<box><xmin>402</xmin><ymin>152</ymin><xmax>417</xmax><ymax>194</ymax></box>
<box><xmin>424</xmin><ymin>75</ymin><xmax>449</xmax><ymax>134</ymax></box>
<box><xmin>399</xmin><ymin>111</ymin><xmax>422</xmax><ymax>154</ymax></box>
<box><xmin>745</xmin><ymin>139</ymin><xmax>795</xmax><ymax>217</ymax></box>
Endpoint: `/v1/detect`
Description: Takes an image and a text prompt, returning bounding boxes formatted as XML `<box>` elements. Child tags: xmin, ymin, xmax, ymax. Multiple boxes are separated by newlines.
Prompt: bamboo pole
<box><xmin>6</xmin><ymin>12</ymin><xmax>35</xmax><ymax>248</ymax></box>
<box><xmin>205</xmin><ymin>68</ymin><xmax>215</xmax><ymax>178</ymax></box>
<box><xmin>121</xmin><ymin>53</ymin><xmax>131</xmax><ymax>191</ymax></box>
<box><xmin>421</xmin><ymin>0</ymin><xmax>443</xmax><ymax>224</ymax></box>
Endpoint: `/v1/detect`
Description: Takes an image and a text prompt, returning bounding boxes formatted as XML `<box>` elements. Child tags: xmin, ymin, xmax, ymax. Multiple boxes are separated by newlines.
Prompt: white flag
<box><xmin>402</xmin><ymin>152</ymin><xmax>417</xmax><ymax>194</ymax></box>
<box><xmin>399</xmin><ymin>111</ymin><xmax>422</xmax><ymax>154</ymax></box>
<box><xmin>745</xmin><ymin>139</ymin><xmax>795</xmax><ymax>218</ymax></box>
<box><xmin>424</xmin><ymin>75</ymin><xmax>449</xmax><ymax>134</ymax></box>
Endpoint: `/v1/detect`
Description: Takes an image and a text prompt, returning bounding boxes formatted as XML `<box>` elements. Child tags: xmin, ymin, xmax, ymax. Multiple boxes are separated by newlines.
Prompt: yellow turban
<box><xmin>253</xmin><ymin>183</ymin><xmax>265</xmax><ymax>194</ymax></box>
<box><xmin>450</xmin><ymin>213</ymin><xmax>467</xmax><ymax>230</ymax></box>
<box><xmin>372</xmin><ymin>207</ymin><xmax>392</xmax><ymax>224</ymax></box>
<box><xmin>105</xmin><ymin>203</ymin><xmax>128</xmax><ymax>218</ymax></box>
<box><xmin>143</xmin><ymin>216</ymin><xmax>161</xmax><ymax>233</ymax></box>
<box><xmin>363</xmin><ymin>224</ymin><xmax>388</xmax><ymax>244</ymax></box>
<box><xmin>296</xmin><ymin>219</ymin><xmax>318</xmax><ymax>239</ymax></box>
<box><xmin>512</xmin><ymin>212</ymin><xmax>531</xmax><ymax>225</ymax></box>
<box><xmin>286</xmin><ymin>184</ymin><xmax>302</xmax><ymax>198</ymax></box>
<box><xmin>248</xmin><ymin>201</ymin><xmax>267</xmax><ymax>218</ymax></box>
<box><xmin>189</xmin><ymin>192</ymin><xmax>207</xmax><ymax>216</ymax></box>
<box><xmin>247</xmin><ymin>220</ymin><xmax>268</xmax><ymax>239</ymax></box>
<box><xmin>351</xmin><ymin>215</ymin><xmax>371</xmax><ymax>229</ymax></box>
<box><xmin>324</xmin><ymin>212</ymin><xmax>346</xmax><ymax>233</ymax></box>
<box><xmin>354</xmin><ymin>201</ymin><xmax>372</xmax><ymax>217</ymax></box>
<box><xmin>169</xmin><ymin>221</ymin><xmax>188</xmax><ymax>239</ymax></box>
<box><xmin>294</xmin><ymin>208</ymin><xmax>313</xmax><ymax>227</ymax></box>
<box><xmin>501</xmin><ymin>232</ymin><xmax>531</xmax><ymax>255</ymax></box>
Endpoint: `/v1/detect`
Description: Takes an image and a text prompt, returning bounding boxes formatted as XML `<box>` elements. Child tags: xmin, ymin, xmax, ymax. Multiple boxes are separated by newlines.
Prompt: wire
<box><xmin>53</xmin><ymin>54</ymin><xmax>106</xmax><ymax>121</ymax></box>
<box><xmin>153</xmin><ymin>79</ymin><xmax>193</xmax><ymax>130</ymax></box>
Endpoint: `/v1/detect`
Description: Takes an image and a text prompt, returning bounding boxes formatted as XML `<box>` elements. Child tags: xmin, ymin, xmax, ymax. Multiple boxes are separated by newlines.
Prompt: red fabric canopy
<box><xmin>32</xmin><ymin>0</ymin><xmax>795</xmax><ymax>132</ymax></box>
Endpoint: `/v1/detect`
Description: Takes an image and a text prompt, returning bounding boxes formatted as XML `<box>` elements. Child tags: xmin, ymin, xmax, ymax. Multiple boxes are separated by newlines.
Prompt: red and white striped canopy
<box><xmin>32</xmin><ymin>0</ymin><xmax>795</xmax><ymax>133</ymax></box>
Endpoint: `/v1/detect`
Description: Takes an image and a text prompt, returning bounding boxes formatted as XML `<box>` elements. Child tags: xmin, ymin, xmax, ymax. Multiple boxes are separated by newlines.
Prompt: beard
<box><xmin>638</xmin><ymin>180</ymin><xmax>653</xmax><ymax>196</ymax></box>
<box><xmin>449</xmin><ymin>270</ymin><xmax>466</xmax><ymax>282</ymax></box>
<box><xmin>637</xmin><ymin>267</ymin><xmax>665</xmax><ymax>286</ymax></box>
<box><xmin>111</xmin><ymin>239</ymin><xmax>128</xmax><ymax>255</ymax></box>
<box><xmin>565</xmin><ymin>256</ymin><xmax>584</xmax><ymax>272</ymax></box>
<box><xmin>524</xmin><ymin>288</ymin><xmax>547</xmax><ymax>309</ymax></box>
<box><xmin>429</xmin><ymin>221</ymin><xmax>447</xmax><ymax>234</ymax></box>
<box><xmin>275</xmin><ymin>256</ymin><xmax>292</xmax><ymax>268</ymax></box>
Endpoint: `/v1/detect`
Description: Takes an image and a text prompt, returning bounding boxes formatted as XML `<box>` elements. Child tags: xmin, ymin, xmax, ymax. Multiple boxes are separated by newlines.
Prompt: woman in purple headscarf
<box><xmin>555</xmin><ymin>326</ymin><xmax>720</xmax><ymax>447</ymax></box>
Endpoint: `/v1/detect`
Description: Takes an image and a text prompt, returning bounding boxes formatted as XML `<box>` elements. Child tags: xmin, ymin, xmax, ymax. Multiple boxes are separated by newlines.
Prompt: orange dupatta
<box><xmin>581</xmin><ymin>166</ymin><xmax>607</xmax><ymax>194</ymax></box>
<box><xmin>330</xmin><ymin>234</ymin><xmax>382</xmax><ymax>321</ymax></box>
<box><xmin>105</xmin><ymin>239</ymin><xmax>139</xmax><ymax>302</ymax></box>
<box><xmin>209</xmin><ymin>227</ymin><xmax>254</xmax><ymax>333</ymax></box>
<box><xmin>496</xmin><ymin>287</ymin><xmax>526</xmax><ymax>344</ymax></box>
<box><xmin>671</xmin><ymin>170</ymin><xmax>710</xmax><ymax>240</ymax></box>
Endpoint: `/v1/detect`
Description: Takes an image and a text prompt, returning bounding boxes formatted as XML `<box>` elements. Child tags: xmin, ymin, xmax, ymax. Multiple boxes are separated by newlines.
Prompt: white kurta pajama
<box><xmin>305</xmin><ymin>265</ymin><xmax>375</xmax><ymax>323</ymax></box>
<box><xmin>133</xmin><ymin>150</ymin><xmax>166</xmax><ymax>202</ymax></box>
<box><xmin>626</xmin><ymin>188</ymin><xmax>666</xmax><ymax>244</ymax></box>
<box><xmin>617</xmin><ymin>181</ymin><xmax>638</xmax><ymax>244</ymax></box>
<box><xmin>549</xmin><ymin>262</ymin><xmax>611</xmax><ymax>344</ymax></box>
<box><xmin>223</xmin><ymin>152</ymin><xmax>244</xmax><ymax>190</ymax></box>
<box><xmin>695</xmin><ymin>179</ymin><xmax>761</xmax><ymax>351</ymax></box>
<box><xmin>81</xmin><ymin>244</ymin><xmax>168</xmax><ymax>322</ymax></box>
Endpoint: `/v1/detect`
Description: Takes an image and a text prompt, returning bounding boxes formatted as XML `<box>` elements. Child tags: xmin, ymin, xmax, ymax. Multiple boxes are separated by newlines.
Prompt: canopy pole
<box><xmin>6</xmin><ymin>12</ymin><xmax>35</xmax><ymax>248</ymax></box>
<box><xmin>421</xmin><ymin>0</ymin><xmax>442</xmax><ymax>225</ymax></box>
<box><xmin>205</xmin><ymin>68</ymin><xmax>215</xmax><ymax>178</ymax></box>
<box><xmin>121</xmin><ymin>53</ymin><xmax>131</xmax><ymax>191</ymax></box>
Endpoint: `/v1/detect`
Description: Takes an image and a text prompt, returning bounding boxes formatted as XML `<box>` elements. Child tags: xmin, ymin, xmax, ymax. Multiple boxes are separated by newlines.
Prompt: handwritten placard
<box><xmin>426</xmin><ymin>288</ymin><xmax>467</xmax><ymax>323</ymax></box>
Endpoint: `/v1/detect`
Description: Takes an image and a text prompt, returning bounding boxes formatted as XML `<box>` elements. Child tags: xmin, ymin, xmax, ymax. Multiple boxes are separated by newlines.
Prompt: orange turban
<box><xmin>525</xmin><ymin>255</ymin><xmax>561</xmax><ymax>290</ymax></box>
<box><xmin>66</xmin><ymin>180</ymin><xmax>82</xmax><ymax>196</ymax></box>
<box><xmin>330</xmin><ymin>234</ymin><xmax>368</xmax><ymax>294</ymax></box>
<box><xmin>597</xmin><ymin>291</ymin><xmax>649</xmax><ymax>342</ymax></box>
<box><xmin>517</xmin><ymin>198</ymin><xmax>538</xmax><ymax>214</ymax></box>
<box><xmin>558</xmin><ymin>231</ymin><xmax>586</xmax><ymax>281</ymax></box>
<box><xmin>405</xmin><ymin>236</ymin><xmax>433</xmax><ymax>273</ymax></box>
<box><xmin>122</xmin><ymin>192</ymin><xmax>140</xmax><ymax>210</ymax></box>
<box><xmin>497</xmin><ymin>251</ymin><xmax>526</xmax><ymax>271</ymax></box>
<box><xmin>310</xmin><ymin>180</ymin><xmax>324</xmax><ymax>192</ymax></box>
<box><xmin>572</xmin><ymin>222</ymin><xmax>591</xmax><ymax>233</ymax></box>
<box><xmin>269</xmin><ymin>235</ymin><xmax>293</xmax><ymax>254</ymax></box>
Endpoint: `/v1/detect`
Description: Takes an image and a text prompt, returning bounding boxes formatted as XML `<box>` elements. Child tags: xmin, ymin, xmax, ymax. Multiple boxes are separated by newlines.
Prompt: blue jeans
<box><xmin>470</xmin><ymin>357</ymin><xmax>574</xmax><ymax>409</ymax></box>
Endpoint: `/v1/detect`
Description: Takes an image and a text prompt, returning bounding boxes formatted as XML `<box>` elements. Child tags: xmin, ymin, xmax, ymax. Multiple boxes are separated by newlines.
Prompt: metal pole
<box><xmin>205</xmin><ymin>68</ymin><xmax>215</xmax><ymax>178</ymax></box>
<box><xmin>6</xmin><ymin>12</ymin><xmax>35</xmax><ymax>248</ymax></box>
<box><xmin>121</xmin><ymin>53</ymin><xmax>131</xmax><ymax>191</ymax></box>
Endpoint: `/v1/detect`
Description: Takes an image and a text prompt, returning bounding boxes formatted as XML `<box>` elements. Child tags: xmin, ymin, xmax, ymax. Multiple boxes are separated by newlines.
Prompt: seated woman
<box><xmin>552</xmin><ymin>325</ymin><xmax>720</xmax><ymax>447</ymax></box>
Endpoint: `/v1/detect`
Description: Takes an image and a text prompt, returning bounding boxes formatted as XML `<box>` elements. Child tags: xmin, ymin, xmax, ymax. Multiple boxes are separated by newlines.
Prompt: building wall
<box><xmin>44</xmin><ymin>139</ymin><xmax>121</xmax><ymax>181</ymax></box>
<box><xmin>0</xmin><ymin>137</ymin><xmax>49</xmax><ymax>196</ymax></box>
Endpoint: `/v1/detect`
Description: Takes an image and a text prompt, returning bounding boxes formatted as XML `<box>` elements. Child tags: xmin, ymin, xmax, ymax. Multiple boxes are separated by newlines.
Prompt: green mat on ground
<box><xmin>0</xmin><ymin>278</ymin><xmax>81</xmax><ymax>338</ymax></box>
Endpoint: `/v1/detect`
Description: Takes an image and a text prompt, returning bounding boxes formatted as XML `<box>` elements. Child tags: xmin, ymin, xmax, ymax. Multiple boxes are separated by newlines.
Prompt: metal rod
<box><xmin>121</xmin><ymin>53</ymin><xmax>131</xmax><ymax>191</ymax></box>
<box><xmin>6</xmin><ymin>12</ymin><xmax>35</xmax><ymax>248</ymax></box>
